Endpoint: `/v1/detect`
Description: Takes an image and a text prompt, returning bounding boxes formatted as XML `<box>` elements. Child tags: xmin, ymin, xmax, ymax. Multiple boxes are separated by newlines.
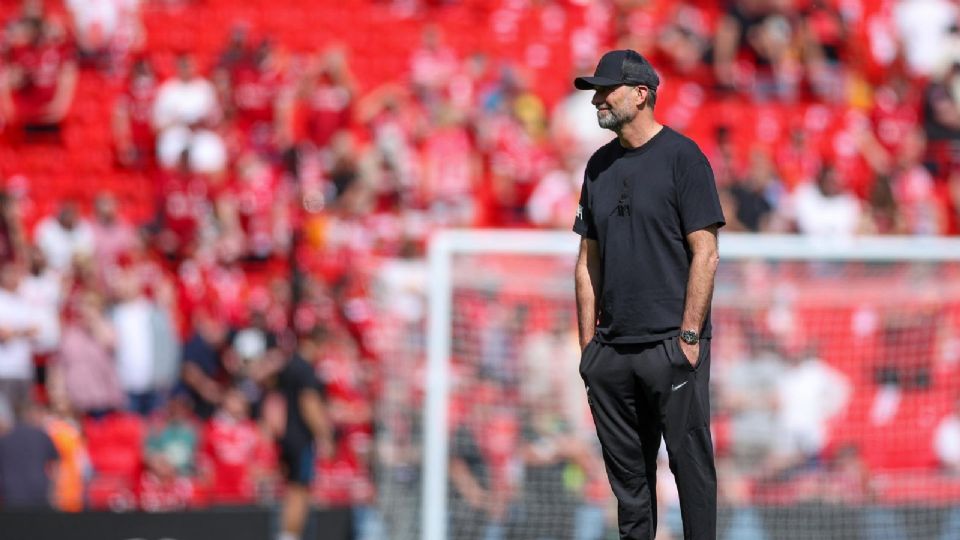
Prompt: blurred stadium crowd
<box><xmin>2</xmin><ymin>0</ymin><xmax>960</xmax><ymax>536</ymax></box>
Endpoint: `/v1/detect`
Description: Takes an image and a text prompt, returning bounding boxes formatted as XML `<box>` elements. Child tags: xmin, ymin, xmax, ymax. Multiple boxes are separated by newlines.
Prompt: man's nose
<box><xmin>591</xmin><ymin>90</ymin><xmax>604</xmax><ymax>106</ymax></box>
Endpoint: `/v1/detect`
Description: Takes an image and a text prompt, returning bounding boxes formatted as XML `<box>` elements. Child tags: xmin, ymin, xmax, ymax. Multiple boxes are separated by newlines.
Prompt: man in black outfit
<box><xmin>257</xmin><ymin>333</ymin><xmax>334</xmax><ymax>540</ymax></box>
<box><xmin>572</xmin><ymin>50</ymin><xmax>725</xmax><ymax>540</ymax></box>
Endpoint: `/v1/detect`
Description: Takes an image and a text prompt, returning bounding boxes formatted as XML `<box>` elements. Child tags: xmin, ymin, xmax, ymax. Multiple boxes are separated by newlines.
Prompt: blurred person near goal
<box><xmin>252</xmin><ymin>329</ymin><xmax>335</xmax><ymax>540</ymax></box>
<box><xmin>573</xmin><ymin>50</ymin><xmax>724</xmax><ymax>540</ymax></box>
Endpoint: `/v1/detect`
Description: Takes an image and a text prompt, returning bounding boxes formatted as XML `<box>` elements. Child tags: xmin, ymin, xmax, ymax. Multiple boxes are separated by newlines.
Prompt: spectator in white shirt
<box><xmin>153</xmin><ymin>53</ymin><xmax>219</xmax><ymax>131</ymax></box>
<box><xmin>0</xmin><ymin>264</ymin><xmax>40</xmax><ymax>410</ymax></box>
<box><xmin>935</xmin><ymin>398</ymin><xmax>960</xmax><ymax>472</ymax></box>
<box><xmin>18</xmin><ymin>247</ymin><xmax>63</xmax><ymax>355</ymax></box>
<box><xmin>65</xmin><ymin>0</ymin><xmax>143</xmax><ymax>68</ymax></box>
<box><xmin>34</xmin><ymin>202</ymin><xmax>95</xmax><ymax>273</ymax></box>
<box><xmin>773</xmin><ymin>346</ymin><xmax>851</xmax><ymax>472</ymax></box>
<box><xmin>110</xmin><ymin>270</ymin><xmax>179</xmax><ymax>416</ymax></box>
<box><xmin>893</xmin><ymin>0</ymin><xmax>960</xmax><ymax>77</ymax></box>
<box><xmin>788</xmin><ymin>164</ymin><xmax>863</xmax><ymax>237</ymax></box>
<box><xmin>153</xmin><ymin>53</ymin><xmax>225</xmax><ymax>174</ymax></box>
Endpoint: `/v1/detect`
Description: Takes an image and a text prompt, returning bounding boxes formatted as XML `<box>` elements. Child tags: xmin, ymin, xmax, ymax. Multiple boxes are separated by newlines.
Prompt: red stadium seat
<box><xmin>83</xmin><ymin>413</ymin><xmax>147</xmax><ymax>509</ymax></box>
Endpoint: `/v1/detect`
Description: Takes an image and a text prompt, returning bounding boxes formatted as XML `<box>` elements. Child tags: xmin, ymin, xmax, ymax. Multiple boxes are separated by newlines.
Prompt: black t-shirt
<box><xmin>573</xmin><ymin>126</ymin><xmax>725</xmax><ymax>344</ymax></box>
<box><xmin>730</xmin><ymin>183</ymin><xmax>772</xmax><ymax>232</ymax></box>
<box><xmin>277</xmin><ymin>354</ymin><xmax>325</xmax><ymax>449</ymax></box>
<box><xmin>450</xmin><ymin>425</ymin><xmax>489</xmax><ymax>495</ymax></box>
<box><xmin>0</xmin><ymin>424</ymin><xmax>59</xmax><ymax>508</ymax></box>
<box><xmin>181</xmin><ymin>333</ymin><xmax>222</xmax><ymax>419</ymax></box>
<box><xmin>924</xmin><ymin>83</ymin><xmax>960</xmax><ymax>142</ymax></box>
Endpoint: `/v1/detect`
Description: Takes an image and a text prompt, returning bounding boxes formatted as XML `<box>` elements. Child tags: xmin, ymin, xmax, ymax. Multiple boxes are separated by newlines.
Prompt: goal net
<box><xmin>373</xmin><ymin>230</ymin><xmax>960</xmax><ymax>540</ymax></box>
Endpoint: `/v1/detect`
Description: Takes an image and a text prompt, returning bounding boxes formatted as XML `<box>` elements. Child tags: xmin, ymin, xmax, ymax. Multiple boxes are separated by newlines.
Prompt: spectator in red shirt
<box><xmin>221</xmin><ymin>152</ymin><xmax>290</xmax><ymax>261</ymax></box>
<box><xmin>409</xmin><ymin>25</ymin><xmax>458</xmax><ymax>103</ymax></box>
<box><xmin>0</xmin><ymin>4</ymin><xmax>77</xmax><ymax>139</ymax></box>
<box><xmin>278</xmin><ymin>49</ymin><xmax>355</xmax><ymax>152</ymax></box>
<box><xmin>224</xmin><ymin>40</ymin><xmax>284</xmax><ymax>151</ymax></box>
<box><xmin>945</xmin><ymin>168</ymin><xmax>960</xmax><ymax>235</ymax></box>
<box><xmin>152</xmin><ymin>149</ymin><xmax>209</xmax><ymax>260</ymax></box>
<box><xmin>112</xmin><ymin>56</ymin><xmax>159</xmax><ymax>169</ymax></box>
<box><xmin>212</xmin><ymin>24</ymin><xmax>253</xmax><ymax>116</ymax></box>
<box><xmin>200</xmin><ymin>386</ymin><xmax>273</xmax><ymax>504</ymax></box>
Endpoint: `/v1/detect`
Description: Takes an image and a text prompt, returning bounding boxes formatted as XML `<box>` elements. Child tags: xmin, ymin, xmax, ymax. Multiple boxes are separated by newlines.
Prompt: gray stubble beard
<box><xmin>597</xmin><ymin>107</ymin><xmax>636</xmax><ymax>130</ymax></box>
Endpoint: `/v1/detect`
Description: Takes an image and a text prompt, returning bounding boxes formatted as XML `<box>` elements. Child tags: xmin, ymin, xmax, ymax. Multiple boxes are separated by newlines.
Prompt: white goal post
<box><xmin>422</xmin><ymin>230</ymin><xmax>960</xmax><ymax>540</ymax></box>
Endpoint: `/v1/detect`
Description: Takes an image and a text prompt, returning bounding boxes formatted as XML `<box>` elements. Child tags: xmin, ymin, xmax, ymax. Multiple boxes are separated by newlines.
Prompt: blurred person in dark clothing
<box><xmin>713</xmin><ymin>0</ymin><xmax>786</xmax><ymax>93</ymax></box>
<box><xmin>0</xmin><ymin>399</ymin><xmax>59</xmax><ymax>509</ymax></box>
<box><xmin>449</xmin><ymin>379</ymin><xmax>520</xmax><ymax>540</ymax></box>
<box><xmin>224</xmin><ymin>308</ymin><xmax>283</xmax><ymax>413</ymax></box>
<box><xmin>517</xmin><ymin>400</ymin><xmax>578</xmax><ymax>540</ymax></box>
<box><xmin>923</xmin><ymin>61</ymin><xmax>960</xmax><ymax>163</ymax></box>
<box><xmin>181</xmin><ymin>308</ymin><xmax>231</xmax><ymax>420</ymax></box>
<box><xmin>253</xmin><ymin>330</ymin><xmax>334</xmax><ymax>540</ymax></box>
<box><xmin>725</xmin><ymin>148</ymin><xmax>783</xmax><ymax>232</ymax></box>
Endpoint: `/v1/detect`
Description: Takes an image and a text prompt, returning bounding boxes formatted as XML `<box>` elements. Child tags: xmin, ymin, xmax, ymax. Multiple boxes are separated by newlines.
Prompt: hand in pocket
<box><xmin>679</xmin><ymin>340</ymin><xmax>700</xmax><ymax>368</ymax></box>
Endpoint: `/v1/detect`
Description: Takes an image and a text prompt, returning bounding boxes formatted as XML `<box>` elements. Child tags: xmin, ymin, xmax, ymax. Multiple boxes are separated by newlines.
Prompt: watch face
<box><xmin>681</xmin><ymin>330</ymin><xmax>699</xmax><ymax>344</ymax></box>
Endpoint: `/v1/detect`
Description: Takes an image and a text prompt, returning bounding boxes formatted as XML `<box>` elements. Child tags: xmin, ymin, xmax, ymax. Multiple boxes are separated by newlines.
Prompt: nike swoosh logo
<box><xmin>671</xmin><ymin>381</ymin><xmax>688</xmax><ymax>392</ymax></box>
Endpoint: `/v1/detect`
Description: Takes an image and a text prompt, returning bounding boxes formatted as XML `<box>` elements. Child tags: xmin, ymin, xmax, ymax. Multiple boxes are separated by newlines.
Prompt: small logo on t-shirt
<box><xmin>671</xmin><ymin>381</ymin><xmax>688</xmax><ymax>392</ymax></box>
<box><xmin>576</xmin><ymin>205</ymin><xmax>583</xmax><ymax>220</ymax></box>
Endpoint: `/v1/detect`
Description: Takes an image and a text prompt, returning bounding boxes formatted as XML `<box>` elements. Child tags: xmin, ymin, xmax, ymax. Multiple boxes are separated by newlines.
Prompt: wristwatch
<box><xmin>680</xmin><ymin>329</ymin><xmax>700</xmax><ymax>345</ymax></box>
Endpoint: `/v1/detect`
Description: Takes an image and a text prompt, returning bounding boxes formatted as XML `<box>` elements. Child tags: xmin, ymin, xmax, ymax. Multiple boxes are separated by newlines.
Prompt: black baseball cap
<box><xmin>574</xmin><ymin>49</ymin><xmax>660</xmax><ymax>91</ymax></box>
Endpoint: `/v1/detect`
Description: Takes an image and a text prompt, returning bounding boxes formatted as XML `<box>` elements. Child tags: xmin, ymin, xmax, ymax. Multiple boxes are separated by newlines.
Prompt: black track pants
<box><xmin>579</xmin><ymin>336</ymin><xmax>717</xmax><ymax>540</ymax></box>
